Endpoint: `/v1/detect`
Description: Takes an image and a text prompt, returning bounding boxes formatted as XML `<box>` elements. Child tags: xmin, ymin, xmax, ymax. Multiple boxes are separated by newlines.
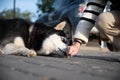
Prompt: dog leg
<box><xmin>14</xmin><ymin>37</ymin><xmax>37</xmax><ymax>57</ymax></box>
<box><xmin>2</xmin><ymin>43</ymin><xmax>36</xmax><ymax>57</ymax></box>
<box><xmin>2</xmin><ymin>43</ymin><xmax>19</xmax><ymax>55</ymax></box>
<box><xmin>18</xmin><ymin>47</ymin><xmax>37</xmax><ymax>57</ymax></box>
<box><xmin>1</xmin><ymin>37</ymin><xmax>37</xmax><ymax>57</ymax></box>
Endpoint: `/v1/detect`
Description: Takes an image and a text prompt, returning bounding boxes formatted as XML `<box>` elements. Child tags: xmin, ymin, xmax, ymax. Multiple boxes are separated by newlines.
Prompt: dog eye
<box><xmin>61</xmin><ymin>36</ymin><xmax>68</xmax><ymax>44</ymax></box>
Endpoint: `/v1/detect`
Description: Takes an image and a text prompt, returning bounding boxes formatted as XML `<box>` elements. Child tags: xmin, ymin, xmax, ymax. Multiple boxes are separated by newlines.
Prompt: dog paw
<box><xmin>18</xmin><ymin>48</ymin><xmax>37</xmax><ymax>57</ymax></box>
<box><xmin>26</xmin><ymin>50</ymin><xmax>37</xmax><ymax>57</ymax></box>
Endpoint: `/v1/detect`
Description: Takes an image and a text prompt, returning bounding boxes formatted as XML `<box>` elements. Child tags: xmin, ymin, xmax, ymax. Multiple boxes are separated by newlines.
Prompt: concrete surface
<box><xmin>0</xmin><ymin>41</ymin><xmax>120</xmax><ymax>80</ymax></box>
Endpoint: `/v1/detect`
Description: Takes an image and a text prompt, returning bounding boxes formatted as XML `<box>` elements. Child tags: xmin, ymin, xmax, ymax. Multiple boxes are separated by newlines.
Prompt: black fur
<box><xmin>0</xmin><ymin>18</ymin><xmax>30</xmax><ymax>48</ymax></box>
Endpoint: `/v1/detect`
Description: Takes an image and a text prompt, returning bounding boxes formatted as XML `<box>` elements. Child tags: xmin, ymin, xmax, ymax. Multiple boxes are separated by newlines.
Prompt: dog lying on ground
<box><xmin>29</xmin><ymin>21</ymin><xmax>69</xmax><ymax>57</ymax></box>
<box><xmin>0</xmin><ymin>18</ymin><xmax>69</xmax><ymax>57</ymax></box>
<box><xmin>0</xmin><ymin>18</ymin><xmax>36</xmax><ymax>57</ymax></box>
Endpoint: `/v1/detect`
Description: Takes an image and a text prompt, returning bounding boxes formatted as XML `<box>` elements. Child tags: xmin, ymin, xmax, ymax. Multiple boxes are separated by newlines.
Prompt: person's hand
<box><xmin>67</xmin><ymin>42</ymin><xmax>81</xmax><ymax>57</ymax></box>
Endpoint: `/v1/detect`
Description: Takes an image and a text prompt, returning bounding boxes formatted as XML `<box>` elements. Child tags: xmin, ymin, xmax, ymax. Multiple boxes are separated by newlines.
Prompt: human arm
<box><xmin>67</xmin><ymin>0</ymin><xmax>108</xmax><ymax>57</ymax></box>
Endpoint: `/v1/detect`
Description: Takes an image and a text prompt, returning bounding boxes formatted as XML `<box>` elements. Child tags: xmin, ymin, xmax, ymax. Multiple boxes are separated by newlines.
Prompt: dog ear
<box><xmin>54</xmin><ymin>21</ymin><xmax>66</xmax><ymax>30</ymax></box>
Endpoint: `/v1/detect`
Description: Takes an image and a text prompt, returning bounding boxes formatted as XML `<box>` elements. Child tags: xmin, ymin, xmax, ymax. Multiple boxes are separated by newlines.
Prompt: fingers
<box><xmin>67</xmin><ymin>46</ymin><xmax>74</xmax><ymax>57</ymax></box>
<box><xmin>67</xmin><ymin>46</ymin><xmax>72</xmax><ymax>54</ymax></box>
<box><xmin>67</xmin><ymin>46</ymin><xmax>77</xmax><ymax>57</ymax></box>
<box><xmin>66</xmin><ymin>42</ymin><xmax>81</xmax><ymax>57</ymax></box>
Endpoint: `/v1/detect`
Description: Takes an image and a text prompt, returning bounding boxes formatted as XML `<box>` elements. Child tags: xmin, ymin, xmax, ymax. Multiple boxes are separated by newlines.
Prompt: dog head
<box><xmin>29</xmin><ymin>21</ymin><xmax>69</xmax><ymax>57</ymax></box>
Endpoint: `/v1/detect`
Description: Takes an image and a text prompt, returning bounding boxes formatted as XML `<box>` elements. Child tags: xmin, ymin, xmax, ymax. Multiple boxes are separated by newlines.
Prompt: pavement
<box><xmin>0</xmin><ymin>41</ymin><xmax>120</xmax><ymax>80</ymax></box>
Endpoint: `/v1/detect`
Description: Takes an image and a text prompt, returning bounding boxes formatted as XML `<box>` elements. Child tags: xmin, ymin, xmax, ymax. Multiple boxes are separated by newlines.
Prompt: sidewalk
<box><xmin>81</xmin><ymin>40</ymin><xmax>109</xmax><ymax>52</ymax></box>
<box><xmin>79</xmin><ymin>41</ymin><xmax>120</xmax><ymax>60</ymax></box>
<box><xmin>0</xmin><ymin>41</ymin><xmax>120</xmax><ymax>80</ymax></box>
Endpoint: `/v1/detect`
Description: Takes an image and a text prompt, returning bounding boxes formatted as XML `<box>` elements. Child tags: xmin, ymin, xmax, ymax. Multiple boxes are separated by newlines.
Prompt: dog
<box><xmin>0</xmin><ymin>18</ymin><xmax>69</xmax><ymax>57</ymax></box>
<box><xmin>0</xmin><ymin>18</ymin><xmax>36</xmax><ymax>57</ymax></box>
<box><xmin>28</xmin><ymin>21</ymin><xmax>69</xmax><ymax>57</ymax></box>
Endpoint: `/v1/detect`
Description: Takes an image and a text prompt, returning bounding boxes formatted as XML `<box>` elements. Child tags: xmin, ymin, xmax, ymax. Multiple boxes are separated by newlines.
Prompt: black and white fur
<box><xmin>0</xmin><ymin>18</ymin><xmax>36</xmax><ymax>57</ymax></box>
<box><xmin>29</xmin><ymin>21</ymin><xmax>69</xmax><ymax>57</ymax></box>
<box><xmin>0</xmin><ymin>18</ymin><xmax>69</xmax><ymax>57</ymax></box>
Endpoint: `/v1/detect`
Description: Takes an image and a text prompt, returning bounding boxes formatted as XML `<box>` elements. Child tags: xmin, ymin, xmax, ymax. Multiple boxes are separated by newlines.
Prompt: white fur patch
<box><xmin>38</xmin><ymin>34</ymin><xmax>67</xmax><ymax>55</ymax></box>
<box><xmin>2</xmin><ymin>43</ymin><xmax>36</xmax><ymax>57</ymax></box>
<box><xmin>2</xmin><ymin>36</ymin><xmax>25</xmax><ymax>54</ymax></box>
<box><xmin>14</xmin><ymin>37</ymin><xmax>25</xmax><ymax>47</ymax></box>
<box><xmin>2</xmin><ymin>43</ymin><xmax>21</xmax><ymax>54</ymax></box>
<box><xmin>1</xmin><ymin>36</ymin><xmax>37</xmax><ymax>57</ymax></box>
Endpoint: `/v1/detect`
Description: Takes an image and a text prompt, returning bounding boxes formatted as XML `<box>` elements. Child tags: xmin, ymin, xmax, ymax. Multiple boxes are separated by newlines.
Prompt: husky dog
<box><xmin>0</xmin><ymin>18</ymin><xmax>69</xmax><ymax>57</ymax></box>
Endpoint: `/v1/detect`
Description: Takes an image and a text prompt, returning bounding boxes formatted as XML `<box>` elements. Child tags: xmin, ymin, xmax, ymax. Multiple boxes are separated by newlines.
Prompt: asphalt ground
<box><xmin>0</xmin><ymin>41</ymin><xmax>120</xmax><ymax>80</ymax></box>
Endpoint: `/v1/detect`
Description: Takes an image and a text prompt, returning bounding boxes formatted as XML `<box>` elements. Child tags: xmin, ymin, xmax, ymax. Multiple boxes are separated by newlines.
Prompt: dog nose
<box><xmin>58</xmin><ymin>48</ymin><xmax>68</xmax><ymax>57</ymax></box>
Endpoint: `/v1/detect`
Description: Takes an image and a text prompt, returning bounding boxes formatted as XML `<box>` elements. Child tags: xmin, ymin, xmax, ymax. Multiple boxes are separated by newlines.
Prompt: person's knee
<box><xmin>95</xmin><ymin>12</ymin><xmax>111</xmax><ymax>32</ymax></box>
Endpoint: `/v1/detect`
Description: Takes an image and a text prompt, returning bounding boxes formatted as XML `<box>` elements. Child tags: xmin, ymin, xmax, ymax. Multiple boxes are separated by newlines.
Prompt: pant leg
<box><xmin>95</xmin><ymin>11</ymin><xmax>120</xmax><ymax>51</ymax></box>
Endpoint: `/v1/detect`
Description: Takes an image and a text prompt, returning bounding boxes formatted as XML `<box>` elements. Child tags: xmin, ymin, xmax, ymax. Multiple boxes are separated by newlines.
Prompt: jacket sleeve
<box><xmin>74</xmin><ymin>0</ymin><xmax>108</xmax><ymax>43</ymax></box>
